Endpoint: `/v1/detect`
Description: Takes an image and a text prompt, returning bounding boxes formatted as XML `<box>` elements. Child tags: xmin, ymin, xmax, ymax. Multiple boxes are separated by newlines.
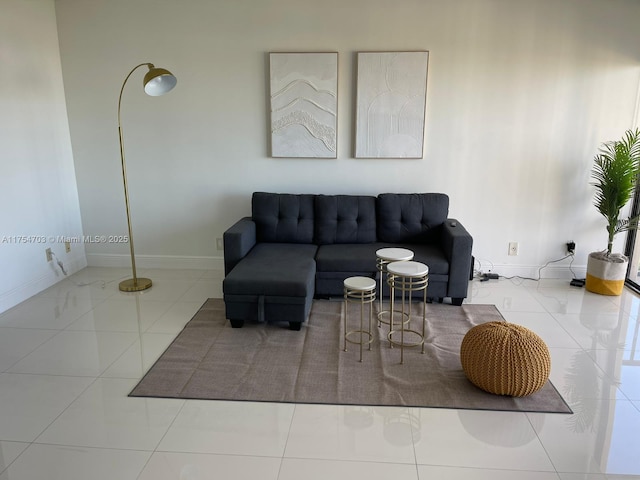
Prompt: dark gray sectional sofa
<box><xmin>223</xmin><ymin>192</ymin><xmax>473</xmax><ymax>330</ymax></box>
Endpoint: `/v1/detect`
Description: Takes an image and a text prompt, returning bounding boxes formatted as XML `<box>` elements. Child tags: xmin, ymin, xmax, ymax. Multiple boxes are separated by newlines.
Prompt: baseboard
<box><xmin>0</xmin><ymin>255</ymin><xmax>88</xmax><ymax>314</ymax></box>
<box><xmin>86</xmin><ymin>253</ymin><xmax>224</xmax><ymax>271</ymax></box>
<box><xmin>89</xmin><ymin>256</ymin><xmax>582</xmax><ymax>279</ymax></box>
<box><xmin>477</xmin><ymin>263</ymin><xmax>587</xmax><ymax>280</ymax></box>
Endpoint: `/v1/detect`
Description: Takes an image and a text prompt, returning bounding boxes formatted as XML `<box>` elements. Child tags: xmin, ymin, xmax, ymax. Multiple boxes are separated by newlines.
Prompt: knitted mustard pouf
<box><xmin>460</xmin><ymin>322</ymin><xmax>551</xmax><ymax>397</ymax></box>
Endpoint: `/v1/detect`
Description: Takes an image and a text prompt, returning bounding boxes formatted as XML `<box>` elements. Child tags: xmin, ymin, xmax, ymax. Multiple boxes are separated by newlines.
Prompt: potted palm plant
<box><xmin>586</xmin><ymin>128</ymin><xmax>640</xmax><ymax>295</ymax></box>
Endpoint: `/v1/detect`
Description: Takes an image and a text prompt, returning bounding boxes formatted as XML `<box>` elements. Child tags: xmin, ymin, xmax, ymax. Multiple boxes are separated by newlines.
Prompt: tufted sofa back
<box><xmin>251</xmin><ymin>192</ymin><xmax>449</xmax><ymax>245</ymax></box>
<box><xmin>377</xmin><ymin>193</ymin><xmax>449</xmax><ymax>244</ymax></box>
<box><xmin>252</xmin><ymin>192</ymin><xmax>315</xmax><ymax>243</ymax></box>
<box><xmin>314</xmin><ymin>195</ymin><xmax>377</xmax><ymax>244</ymax></box>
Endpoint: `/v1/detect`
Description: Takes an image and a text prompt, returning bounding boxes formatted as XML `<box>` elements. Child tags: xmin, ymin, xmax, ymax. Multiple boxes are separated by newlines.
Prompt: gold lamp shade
<box><xmin>143</xmin><ymin>65</ymin><xmax>177</xmax><ymax>96</ymax></box>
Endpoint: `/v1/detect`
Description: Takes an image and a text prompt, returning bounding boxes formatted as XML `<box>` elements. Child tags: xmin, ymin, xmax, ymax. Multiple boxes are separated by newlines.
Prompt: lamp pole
<box><xmin>117</xmin><ymin>63</ymin><xmax>176</xmax><ymax>292</ymax></box>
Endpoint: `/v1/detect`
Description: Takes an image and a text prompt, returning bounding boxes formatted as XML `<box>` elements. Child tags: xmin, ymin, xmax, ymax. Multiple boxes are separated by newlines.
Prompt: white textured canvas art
<box><xmin>270</xmin><ymin>52</ymin><xmax>338</xmax><ymax>158</ymax></box>
<box><xmin>355</xmin><ymin>51</ymin><xmax>429</xmax><ymax>158</ymax></box>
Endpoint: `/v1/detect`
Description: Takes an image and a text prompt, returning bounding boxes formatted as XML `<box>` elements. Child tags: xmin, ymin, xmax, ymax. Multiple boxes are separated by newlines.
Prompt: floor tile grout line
<box><xmin>524</xmin><ymin>410</ymin><xmax>562</xmax><ymax>476</ymax></box>
<box><xmin>0</xmin><ymin>328</ymin><xmax>64</xmax><ymax>374</ymax></box>
<box><xmin>277</xmin><ymin>403</ymin><xmax>299</xmax><ymax>479</ymax></box>
<box><xmin>28</xmin><ymin>374</ymin><xmax>101</xmax><ymax>446</ymax></box>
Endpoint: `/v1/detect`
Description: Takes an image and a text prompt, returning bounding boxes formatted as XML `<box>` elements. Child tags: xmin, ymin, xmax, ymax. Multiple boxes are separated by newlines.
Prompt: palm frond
<box><xmin>613</xmin><ymin>216</ymin><xmax>640</xmax><ymax>235</ymax></box>
<box><xmin>590</xmin><ymin>129</ymin><xmax>640</xmax><ymax>254</ymax></box>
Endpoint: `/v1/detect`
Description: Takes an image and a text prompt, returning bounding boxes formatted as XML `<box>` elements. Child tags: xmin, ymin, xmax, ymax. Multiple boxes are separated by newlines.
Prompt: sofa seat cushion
<box><xmin>315</xmin><ymin>243</ymin><xmax>387</xmax><ymax>272</ymax></box>
<box><xmin>223</xmin><ymin>243</ymin><xmax>317</xmax><ymax>297</ymax></box>
<box><xmin>395</xmin><ymin>243</ymin><xmax>450</xmax><ymax>276</ymax></box>
<box><xmin>316</xmin><ymin>242</ymin><xmax>449</xmax><ymax>276</ymax></box>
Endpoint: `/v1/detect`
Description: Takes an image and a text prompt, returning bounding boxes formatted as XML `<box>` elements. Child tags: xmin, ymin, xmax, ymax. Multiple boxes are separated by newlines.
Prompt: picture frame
<box><xmin>269</xmin><ymin>52</ymin><xmax>338</xmax><ymax>158</ymax></box>
<box><xmin>355</xmin><ymin>51</ymin><xmax>429</xmax><ymax>159</ymax></box>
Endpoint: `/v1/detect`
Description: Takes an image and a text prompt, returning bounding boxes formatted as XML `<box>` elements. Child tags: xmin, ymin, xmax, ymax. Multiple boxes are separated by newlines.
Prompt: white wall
<box><xmin>0</xmin><ymin>0</ymin><xmax>86</xmax><ymax>312</ymax></box>
<box><xmin>55</xmin><ymin>0</ymin><xmax>640</xmax><ymax>278</ymax></box>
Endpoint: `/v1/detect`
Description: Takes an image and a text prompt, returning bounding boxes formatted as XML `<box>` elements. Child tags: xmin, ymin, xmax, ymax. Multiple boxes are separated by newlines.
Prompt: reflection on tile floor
<box><xmin>0</xmin><ymin>269</ymin><xmax>639</xmax><ymax>479</ymax></box>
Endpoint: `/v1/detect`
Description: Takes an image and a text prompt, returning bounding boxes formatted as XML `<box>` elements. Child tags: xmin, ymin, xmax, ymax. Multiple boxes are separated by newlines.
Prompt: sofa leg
<box><xmin>451</xmin><ymin>298</ymin><xmax>464</xmax><ymax>306</ymax></box>
<box><xmin>229</xmin><ymin>319</ymin><xmax>245</xmax><ymax>328</ymax></box>
<box><xmin>289</xmin><ymin>321</ymin><xmax>302</xmax><ymax>331</ymax></box>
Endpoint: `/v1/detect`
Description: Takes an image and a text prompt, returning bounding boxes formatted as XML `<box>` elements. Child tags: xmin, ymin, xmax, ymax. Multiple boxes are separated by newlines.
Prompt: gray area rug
<box><xmin>130</xmin><ymin>298</ymin><xmax>572</xmax><ymax>413</ymax></box>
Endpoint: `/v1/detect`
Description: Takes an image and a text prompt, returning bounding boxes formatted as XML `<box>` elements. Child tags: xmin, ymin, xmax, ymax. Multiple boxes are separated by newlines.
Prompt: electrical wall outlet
<box><xmin>65</xmin><ymin>241</ymin><xmax>71</xmax><ymax>253</ymax></box>
<box><xmin>45</xmin><ymin>248</ymin><xmax>53</xmax><ymax>262</ymax></box>
<box><xmin>216</xmin><ymin>238</ymin><xmax>223</xmax><ymax>250</ymax></box>
<box><xmin>508</xmin><ymin>242</ymin><xmax>519</xmax><ymax>256</ymax></box>
<box><xmin>566</xmin><ymin>241</ymin><xmax>575</xmax><ymax>254</ymax></box>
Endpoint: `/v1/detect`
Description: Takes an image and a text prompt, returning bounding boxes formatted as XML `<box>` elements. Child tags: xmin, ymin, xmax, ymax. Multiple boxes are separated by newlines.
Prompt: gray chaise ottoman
<box><xmin>222</xmin><ymin>194</ymin><xmax>317</xmax><ymax>331</ymax></box>
<box><xmin>223</xmin><ymin>243</ymin><xmax>316</xmax><ymax>331</ymax></box>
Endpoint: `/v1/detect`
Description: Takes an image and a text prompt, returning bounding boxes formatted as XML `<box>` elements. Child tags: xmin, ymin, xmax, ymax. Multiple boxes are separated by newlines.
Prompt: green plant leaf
<box><xmin>590</xmin><ymin>128</ymin><xmax>640</xmax><ymax>254</ymax></box>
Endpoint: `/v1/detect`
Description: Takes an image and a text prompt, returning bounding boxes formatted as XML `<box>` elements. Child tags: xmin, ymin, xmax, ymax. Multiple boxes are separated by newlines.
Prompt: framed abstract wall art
<box><xmin>355</xmin><ymin>51</ymin><xmax>429</xmax><ymax>158</ymax></box>
<box><xmin>269</xmin><ymin>52</ymin><xmax>338</xmax><ymax>158</ymax></box>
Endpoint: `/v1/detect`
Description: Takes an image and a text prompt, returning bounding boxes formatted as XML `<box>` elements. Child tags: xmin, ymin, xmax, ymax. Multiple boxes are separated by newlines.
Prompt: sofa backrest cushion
<box><xmin>252</xmin><ymin>192</ymin><xmax>315</xmax><ymax>244</ymax></box>
<box><xmin>314</xmin><ymin>195</ymin><xmax>377</xmax><ymax>244</ymax></box>
<box><xmin>377</xmin><ymin>193</ymin><xmax>449</xmax><ymax>243</ymax></box>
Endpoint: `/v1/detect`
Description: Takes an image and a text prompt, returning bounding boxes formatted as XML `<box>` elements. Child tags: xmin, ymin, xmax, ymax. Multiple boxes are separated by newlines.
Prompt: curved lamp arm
<box><xmin>117</xmin><ymin>63</ymin><xmax>176</xmax><ymax>292</ymax></box>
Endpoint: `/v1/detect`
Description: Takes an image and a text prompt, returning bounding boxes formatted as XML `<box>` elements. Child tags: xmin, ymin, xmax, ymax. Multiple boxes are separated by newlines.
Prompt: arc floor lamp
<box><xmin>117</xmin><ymin>63</ymin><xmax>177</xmax><ymax>292</ymax></box>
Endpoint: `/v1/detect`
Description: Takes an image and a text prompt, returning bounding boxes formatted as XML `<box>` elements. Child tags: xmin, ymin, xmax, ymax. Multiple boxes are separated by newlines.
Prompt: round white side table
<box><xmin>376</xmin><ymin>248</ymin><xmax>414</xmax><ymax>327</ymax></box>
<box><xmin>386</xmin><ymin>261</ymin><xmax>429</xmax><ymax>364</ymax></box>
<box><xmin>343</xmin><ymin>276</ymin><xmax>377</xmax><ymax>362</ymax></box>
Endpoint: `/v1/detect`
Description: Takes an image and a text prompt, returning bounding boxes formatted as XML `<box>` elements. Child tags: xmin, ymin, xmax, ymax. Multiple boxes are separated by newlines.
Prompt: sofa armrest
<box><xmin>441</xmin><ymin>219</ymin><xmax>473</xmax><ymax>299</ymax></box>
<box><xmin>223</xmin><ymin>217</ymin><xmax>256</xmax><ymax>275</ymax></box>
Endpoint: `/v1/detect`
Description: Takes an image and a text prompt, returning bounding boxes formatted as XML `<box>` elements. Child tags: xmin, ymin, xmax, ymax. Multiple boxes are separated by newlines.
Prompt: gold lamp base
<box><xmin>119</xmin><ymin>278</ymin><xmax>153</xmax><ymax>292</ymax></box>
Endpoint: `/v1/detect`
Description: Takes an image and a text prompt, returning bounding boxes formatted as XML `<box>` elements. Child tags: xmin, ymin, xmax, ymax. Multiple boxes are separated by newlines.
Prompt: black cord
<box><xmin>568</xmin><ymin>253</ymin><xmax>578</xmax><ymax>279</ymax></box>
<box><xmin>535</xmin><ymin>253</ymin><xmax>574</xmax><ymax>280</ymax></box>
<box><xmin>474</xmin><ymin>258</ymin><xmax>496</xmax><ymax>280</ymax></box>
<box><xmin>485</xmin><ymin>253</ymin><xmax>577</xmax><ymax>283</ymax></box>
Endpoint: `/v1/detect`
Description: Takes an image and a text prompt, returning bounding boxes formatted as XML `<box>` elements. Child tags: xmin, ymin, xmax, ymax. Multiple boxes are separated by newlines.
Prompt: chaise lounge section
<box><xmin>223</xmin><ymin>192</ymin><xmax>473</xmax><ymax>330</ymax></box>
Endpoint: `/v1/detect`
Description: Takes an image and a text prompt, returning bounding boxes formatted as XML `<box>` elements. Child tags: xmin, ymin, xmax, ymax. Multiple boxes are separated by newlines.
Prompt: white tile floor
<box><xmin>0</xmin><ymin>267</ymin><xmax>639</xmax><ymax>479</ymax></box>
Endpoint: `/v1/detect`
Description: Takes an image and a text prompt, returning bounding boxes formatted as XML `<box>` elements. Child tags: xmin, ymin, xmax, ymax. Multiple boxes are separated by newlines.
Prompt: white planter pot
<box><xmin>585</xmin><ymin>251</ymin><xmax>628</xmax><ymax>296</ymax></box>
